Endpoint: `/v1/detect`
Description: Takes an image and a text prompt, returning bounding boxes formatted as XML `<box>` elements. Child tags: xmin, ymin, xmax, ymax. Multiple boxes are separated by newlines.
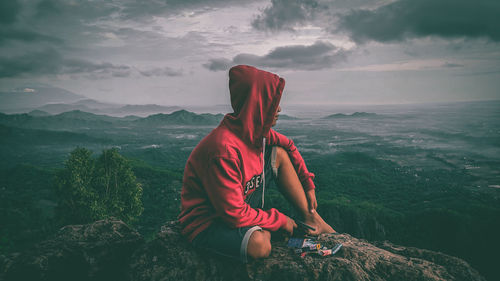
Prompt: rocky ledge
<box><xmin>0</xmin><ymin>219</ymin><xmax>485</xmax><ymax>281</ymax></box>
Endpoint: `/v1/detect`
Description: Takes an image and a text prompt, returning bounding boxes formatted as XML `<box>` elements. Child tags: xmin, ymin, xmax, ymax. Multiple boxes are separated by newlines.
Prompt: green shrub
<box><xmin>54</xmin><ymin>147</ymin><xmax>143</xmax><ymax>225</ymax></box>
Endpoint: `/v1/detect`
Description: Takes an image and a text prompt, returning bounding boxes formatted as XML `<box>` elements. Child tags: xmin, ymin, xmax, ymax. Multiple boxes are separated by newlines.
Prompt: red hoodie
<box><xmin>178</xmin><ymin>65</ymin><xmax>316</xmax><ymax>242</ymax></box>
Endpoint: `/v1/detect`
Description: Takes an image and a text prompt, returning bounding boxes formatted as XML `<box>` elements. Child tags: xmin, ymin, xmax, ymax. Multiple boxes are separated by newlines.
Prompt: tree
<box><xmin>55</xmin><ymin>147</ymin><xmax>143</xmax><ymax>225</ymax></box>
<box><xmin>93</xmin><ymin>149</ymin><xmax>143</xmax><ymax>223</ymax></box>
<box><xmin>55</xmin><ymin>147</ymin><xmax>97</xmax><ymax>224</ymax></box>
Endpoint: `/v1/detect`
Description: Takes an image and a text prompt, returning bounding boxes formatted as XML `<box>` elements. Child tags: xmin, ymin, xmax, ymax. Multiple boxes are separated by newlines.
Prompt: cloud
<box><xmin>0</xmin><ymin>47</ymin><xmax>185</xmax><ymax>79</ymax></box>
<box><xmin>62</xmin><ymin>59</ymin><xmax>131</xmax><ymax>78</ymax></box>
<box><xmin>0</xmin><ymin>28</ymin><xmax>63</xmax><ymax>46</ymax></box>
<box><xmin>0</xmin><ymin>49</ymin><xmax>131</xmax><ymax>78</ymax></box>
<box><xmin>0</xmin><ymin>0</ymin><xmax>21</xmax><ymax>24</ymax></box>
<box><xmin>251</xmin><ymin>0</ymin><xmax>382</xmax><ymax>32</ymax></box>
<box><xmin>0</xmin><ymin>0</ymin><xmax>114</xmax><ymax>51</ymax></box>
<box><xmin>340</xmin><ymin>59</ymin><xmax>464</xmax><ymax>72</ymax></box>
<box><xmin>338</xmin><ymin>0</ymin><xmax>500</xmax><ymax>43</ymax></box>
<box><xmin>252</xmin><ymin>0</ymin><xmax>500</xmax><ymax>43</ymax></box>
<box><xmin>35</xmin><ymin>0</ymin><xmax>119</xmax><ymax>21</ymax></box>
<box><xmin>456</xmin><ymin>70</ymin><xmax>500</xmax><ymax>77</ymax></box>
<box><xmin>114</xmin><ymin>0</ymin><xmax>250</xmax><ymax>20</ymax></box>
<box><xmin>137</xmin><ymin>67</ymin><xmax>183</xmax><ymax>77</ymax></box>
<box><xmin>32</xmin><ymin>0</ymin><xmax>251</xmax><ymax>23</ymax></box>
<box><xmin>442</xmin><ymin>62</ymin><xmax>464</xmax><ymax>68</ymax></box>
<box><xmin>252</xmin><ymin>0</ymin><xmax>320</xmax><ymax>31</ymax></box>
<box><xmin>204</xmin><ymin>41</ymin><xmax>349</xmax><ymax>71</ymax></box>
<box><xmin>0</xmin><ymin>49</ymin><xmax>59</xmax><ymax>78</ymax></box>
<box><xmin>203</xmin><ymin>58</ymin><xmax>232</xmax><ymax>71</ymax></box>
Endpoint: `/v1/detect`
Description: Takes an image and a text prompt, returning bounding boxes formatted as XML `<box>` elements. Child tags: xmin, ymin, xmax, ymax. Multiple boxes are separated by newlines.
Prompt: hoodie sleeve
<box><xmin>267</xmin><ymin>129</ymin><xmax>316</xmax><ymax>191</ymax></box>
<box><xmin>203</xmin><ymin>156</ymin><xmax>288</xmax><ymax>230</ymax></box>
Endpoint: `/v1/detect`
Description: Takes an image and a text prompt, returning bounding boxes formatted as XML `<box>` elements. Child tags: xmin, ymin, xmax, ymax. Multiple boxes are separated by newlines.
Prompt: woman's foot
<box><xmin>303</xmin><ymin>212</ymin><xmax>335</xmax><ymax>235</ymax></box>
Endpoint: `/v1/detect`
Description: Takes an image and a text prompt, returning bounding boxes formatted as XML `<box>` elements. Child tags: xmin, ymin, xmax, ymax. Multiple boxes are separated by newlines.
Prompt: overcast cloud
<box><xmin>205</xmin><ymin>41</ymin><xmax>349</xmax><ymax>71</ymax></box>
<box><xmin>0</xmin><ymin>0</ymin><xmax>499</xmax><ymax>106</ymax></box>
<box><xmin>252</xmin><ymin>0</ymin><xmax>321</xmax><ymax>31</ymax></box>
<box><xmin>253</xmin><ymin>0</ymin><xmax>500</xmax><ymax>43</ymax></box>
<box><xmin>338</xmin><ymin>0</ymin><xmax>500</xmax><ymax>43</ymax></box>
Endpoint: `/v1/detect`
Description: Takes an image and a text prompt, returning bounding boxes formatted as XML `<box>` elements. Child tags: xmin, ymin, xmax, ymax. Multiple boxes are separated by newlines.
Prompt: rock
<box><xmin>0</xmin><ymin>219</ymin><xmax>144</xmax><ymax>281</ymax></box>
<box><xmin>131</xmin><ymin>222</ymin><xmax>485</xmax><ymax>281</ymax></box>
<box><xmin>0</xmin><ymin>220</ymin><xmax>485</xmax><ymax>281</ymax></box>
<box><xmin>130</xmin><ymin>221</ymin><xmax>250</xmax><ymax>281</ymax></box>
<box><xmin>374</xmin><ymin>241</ymin><xmax>483</xmax><ymax>281</ymax></box>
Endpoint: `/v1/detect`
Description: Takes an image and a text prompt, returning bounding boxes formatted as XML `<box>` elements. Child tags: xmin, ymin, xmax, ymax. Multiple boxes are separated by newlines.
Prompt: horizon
<box><xmin>3</xmin><ymin>84</ymin><xmax>500</xmax><ymax>109</ymax></box>
<box><xmin>3</xmin><ymin>91</ymin><xmax>500</xmax><ymax>121</ymax></box>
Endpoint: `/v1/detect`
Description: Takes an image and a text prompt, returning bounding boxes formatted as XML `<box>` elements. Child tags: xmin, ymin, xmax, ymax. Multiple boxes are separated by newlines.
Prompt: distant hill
<box><xmin>323</xmin><ymin>112</ymin><xmax>377</xmax><ymax>119</ymax></box>
<box><xmin>54</xmin><ymin>110</ymin><xmax>122</xmax><ymax>123</ymax></box>
<box><xmin>108</xmin><ymin>104</ymin><xmax>182</xmax><ymax>117</ymax></box>
<box><xmin>35</xmin><ymin>103</ymin><xmax>97</xmax><ymax>115</ymax></box>
<box><xmin>33</xmin><ymin>99</ymin><xmax>120</xmax><ymax>115</ymax></box>
<box><xmin>0</xmin><ymin>110</ymin><xmax>118</xmax><ymax>130</ymax></box>
<box><xmin>115</xmin><ymin>104</ymin><xmax>180</xmax><ymax>112</ymax></box>
<box><xmin>0</xmin><ymin>83</ymin><xmax>188</xmax><ymax>117</ymax></box>
<box><xmin>31</xmin><ymin>100</ymin><xmax>182</xmax><ymax>117</ymax></box>
<box><xmin>0</xmin><ymin>87</ymin><xmax>85</xmax><ymax>111</ymax></box>
<box><xmin>28</xmin><ymin>110</ymin><xmax>51</xmax><ymax>117</ymax></box>
<box><xmin>133</xmin><ymin>110</ymin><xmax>224</xmax><ymax>126</ymax></box>
<box><xmin>277</xmin><ymin>114</ymin><xmax>299</xmax><ymax>120</ymax></box>
<box><xmin>120</xmin><ymin>115</ymin><xmax>142</xmax><ymax>121</ymax></box>
<box><xmin>71</xmin><ymin>99</ymin><xmax>118</xmax><ymax>110</ymax></box>
<box><xmin>0</xmin><ymin>109</ymin><xmax>223</xmax><ymax>131</ymax></box>
<box><xmin>0</xmin><ymin>112</ymin><xmax>34</xmax><ymax>126</ymax></box>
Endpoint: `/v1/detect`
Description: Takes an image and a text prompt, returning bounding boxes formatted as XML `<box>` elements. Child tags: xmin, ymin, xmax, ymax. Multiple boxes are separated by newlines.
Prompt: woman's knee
<box><xmin>247</xmin><ymin>230</ymin><xmax>271</xmax><ymax>259</ymax></box>
<box><xmin>275</xmin><ymin>146</ymin><xmax>289</xmax><ymax>168</ymax></box>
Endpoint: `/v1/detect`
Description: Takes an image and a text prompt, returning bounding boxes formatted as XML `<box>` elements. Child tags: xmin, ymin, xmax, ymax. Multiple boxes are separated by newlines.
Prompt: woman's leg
<box><xmin>247</xmin><ymin>230</ymin><xmax>272</xmax><ymax>259</ymax></box>
<box><xmin>274</xmin><ymin>146</ymin><xmax>334</xmax><ymax>235</ymax></box>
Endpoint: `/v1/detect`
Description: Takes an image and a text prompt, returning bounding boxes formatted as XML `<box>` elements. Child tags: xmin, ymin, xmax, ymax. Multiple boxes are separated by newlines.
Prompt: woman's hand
<box><xmin>283</xmin><ymin>216</ymin><xmax>297</xmax><ymax>236</ymax></box>
<box><xmin>305</xmin><ymin>189</ymin><xmax>317</xmax><ymax>214</ymax></box>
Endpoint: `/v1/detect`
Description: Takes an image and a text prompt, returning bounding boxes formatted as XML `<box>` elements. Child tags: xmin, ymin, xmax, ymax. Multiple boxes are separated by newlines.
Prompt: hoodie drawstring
<box><xmin>262</xmin><ymin>137</ymin><xmax>266</xmax><ymax>208</ymax></box>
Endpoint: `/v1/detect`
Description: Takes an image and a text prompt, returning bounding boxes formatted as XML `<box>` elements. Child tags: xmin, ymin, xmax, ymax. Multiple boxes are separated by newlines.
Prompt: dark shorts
<box><xmin>192</xmin><ymin>145</ymin><xmax>278</xmax><ymax>263</ymax></box>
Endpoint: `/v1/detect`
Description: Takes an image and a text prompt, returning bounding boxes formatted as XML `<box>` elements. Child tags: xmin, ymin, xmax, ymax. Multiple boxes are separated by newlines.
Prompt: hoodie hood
<box><xmin>223</xmin><ymin>65</ymin><xmax>285</xmax><ymax>148</ymax></box>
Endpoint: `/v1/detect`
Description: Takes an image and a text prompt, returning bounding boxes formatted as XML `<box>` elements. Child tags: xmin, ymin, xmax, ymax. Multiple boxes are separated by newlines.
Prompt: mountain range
<box><xmin>133</xmin><ymin>110</ymin><xmax>224</xmax><ymax>127</ymax></box>
<box><xmin>0</xmin><ymin>86</ymin><xmax>182</xmax><ymax>117</ymax></box>
<box><xmin>323</xmin><ymin>112</ymin><xmax>378</xmax><ymax>119</ymax></box>
<box><xmin>0</xmin><ymin>87</ymin><xmax>85</xmax><ymax>111</ymax></box>
<box><xmin>0</xmin><ymin>109</ymin><xmax>224</xmax><ymax>131</ymax></box>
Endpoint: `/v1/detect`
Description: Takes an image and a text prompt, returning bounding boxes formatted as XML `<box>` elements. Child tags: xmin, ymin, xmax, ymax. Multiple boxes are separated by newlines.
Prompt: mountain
<box><xmin>0</xmin><ymin>84</ymin><xmax>193</xmax><ymax>117</ymax></box>
<box><xmin>54</xmin><ymin>110</ymin><xmax>122</xmax><ymax>123</ymax></box>
<box><xmin>33</xmin><ymin>99</ymin><xmax>120</xmax><ymax>115</ymax></box>
<box><xmin>0</xmin><ymin>219</ymin><xmax>485</xmax><ymax>281</ymax></box>
<box><xmin>323</xmin><ymin>112</ymin><xmax>378</xmax><ymax>119</ymax></box>
<box><xmin>28</xmin><ymin>110</ymin><xmax>51</xmax><ymax>117</ymax></box>
<box><xmin>109</xmin><ymin>104</ymin><xmax>182</xmax><ymax>117</ymax></box>
<box><xmin>133</xmin><ymin>110</ymin><xmax>224</xmax><ymax>126</ymax></box>
<box><xmin>35</xmin><ymin>103</ymin><xmax>97</xmax><ymax>115</ymax></box>
<box><xmin>0</xmin><ymin>87</ymin><xmax>85</xmax><ymax>111</ymax></box>
<box><xmin>71</xmin><ymin>99</ymin><xmax>119</xmax><ymax>110</ymax></box>
<box><xmin>32</xmin><ymin>100</ymin><xmax>182</xmax><ymax>117</ymax></box>
<box><xmin>277</xmin><ymin>114</ymin><xmax>299</xmax><ymax>120</ymax></box>
<box><xmin>120</xmin><ymin>115</ymin><xmax>142</xmax><ymax>121</ymax></box>
<box><xmin>0</xmin><ymin>112</ymin><xmax>34</xmax><ymax>127</ymax></box>
<box><xmin>0</xmin><ymin>110</ymin><xmax>120</xmax><ymax>131</ymax></box>
<box><xmin>0</xmin><ymin>110</ymin><xmax>223</xmax><ymax>131</ymax></box>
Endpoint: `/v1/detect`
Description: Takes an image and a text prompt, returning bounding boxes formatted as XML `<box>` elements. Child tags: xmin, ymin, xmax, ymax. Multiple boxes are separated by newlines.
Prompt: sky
<box><xmin>1</xmin><ymin>0</ymin><xmax>499</xmax><ymax>107</ymax></box>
